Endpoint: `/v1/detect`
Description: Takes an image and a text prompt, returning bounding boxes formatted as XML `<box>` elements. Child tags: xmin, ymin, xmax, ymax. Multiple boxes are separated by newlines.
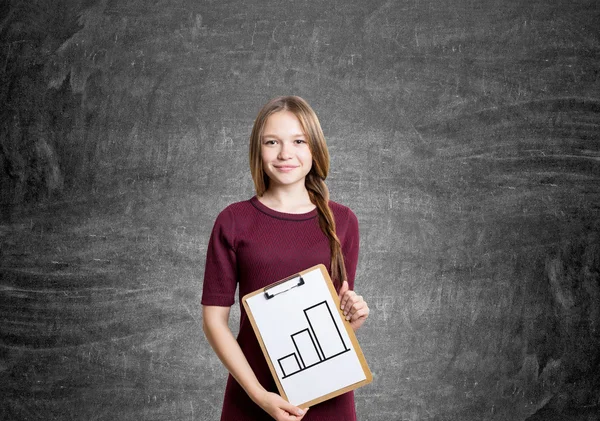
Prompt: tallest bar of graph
<box><xmin>304</xmin><ymin>301</ymin><xmax>348</xmax><ymax>360</ymax></box>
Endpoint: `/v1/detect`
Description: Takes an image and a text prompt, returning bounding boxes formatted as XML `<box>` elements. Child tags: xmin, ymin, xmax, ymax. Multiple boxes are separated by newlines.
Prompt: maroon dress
<box><xmin>201</xmin><ymin>196</ymin><xmax>359</xmax><ymax>421</ymax></box>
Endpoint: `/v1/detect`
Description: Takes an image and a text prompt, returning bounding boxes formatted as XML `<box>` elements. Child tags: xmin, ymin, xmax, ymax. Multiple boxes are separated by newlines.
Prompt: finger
<box><xmin>348</xmin><ymin>300</ymin><xmax>370</xmax><ymax>323</ymax></box>
<box><xmin>338</xmin><ymin>280</ymin><xmax>349</xmax><ymax>302</ymax></box>
<box><xmin>346</xmin><ymin>300</ymin><xmax>365</xmax><ymax>321</ymax></box>
<box><xmin>349</xmin><ymin>306</ymin><xmax>369</xmax><ymax>322</ymax></box>
<box><xmin>343</xmin><ymin>292</ymin><xmax>359</xmax><ymax>318</ymax></box>
<box><xmin>281</xmin><ymin>402</ymin><xmax>305</xmax><ymax>419</ymax></box>
<box><xmin>349</xmin><ymin>309</ymin><xmax>370</xmax><ymax>330</ymax></box>
<box><xmin>296</xmin><ymin>407</ymin><xmax>310</xmax><ymax>419</ymax></box>
<box><xmin>344</xmin><ymin>295</ymin><xmax>361</xmax><ymax>320</ymax></box>
<box><xmin>340</xmin><ymin>289</ymin><xmax>353</xmax><ymax>314</ymax></box>
<box><xmin>342</xmin><ymin>294</ymin><xmax>357</xmax><ymax>319</ymax></box>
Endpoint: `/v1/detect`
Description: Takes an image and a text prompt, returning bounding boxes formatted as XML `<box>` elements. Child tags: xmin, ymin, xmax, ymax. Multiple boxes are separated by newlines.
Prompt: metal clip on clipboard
<box><xmin>264</xmin><ymin>274</ymin><xmax>305</xmax><ymax>299</ymax></box>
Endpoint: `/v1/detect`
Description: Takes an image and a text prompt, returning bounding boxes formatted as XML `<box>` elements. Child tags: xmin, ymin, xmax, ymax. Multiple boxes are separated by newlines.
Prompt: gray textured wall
<box><xmin>1</xmin><ymin>0</ymin><xmax>599</xmax><ymax>420</ymax></box>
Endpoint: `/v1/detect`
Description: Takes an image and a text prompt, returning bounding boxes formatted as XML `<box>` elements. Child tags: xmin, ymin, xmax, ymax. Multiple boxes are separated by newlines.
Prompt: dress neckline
<box><xmin>250</xmin><ymin>196</ymin><xmax>318</xmax><ymax>221</ymax></box>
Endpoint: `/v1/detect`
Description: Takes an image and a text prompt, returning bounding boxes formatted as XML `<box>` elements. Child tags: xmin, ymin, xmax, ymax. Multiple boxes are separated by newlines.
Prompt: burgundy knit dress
<box><xmin>201</xmin><ymin>196</ymin><xmax>359</xmax><ymax>421</ymax></box>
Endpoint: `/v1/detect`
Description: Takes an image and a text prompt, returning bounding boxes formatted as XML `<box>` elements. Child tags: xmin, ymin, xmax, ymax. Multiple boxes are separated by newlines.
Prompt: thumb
<box><xmin>338</xmin><ymin>280</ymin><xmax>349</xmax><ymax>300</ymax></box>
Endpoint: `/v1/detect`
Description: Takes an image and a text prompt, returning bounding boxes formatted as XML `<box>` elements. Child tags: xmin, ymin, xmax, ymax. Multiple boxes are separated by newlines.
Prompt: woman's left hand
<box><xmin>338</xmin><ymin>281</ymin><xmax>369</xmax><ymax>331</ymax></box>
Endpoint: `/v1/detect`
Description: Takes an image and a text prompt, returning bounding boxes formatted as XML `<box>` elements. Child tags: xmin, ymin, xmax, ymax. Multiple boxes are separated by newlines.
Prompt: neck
<box><xmin>259</xmin><ymin>183</ymin><xmax>315</xmax><ymax>213</ymax></box>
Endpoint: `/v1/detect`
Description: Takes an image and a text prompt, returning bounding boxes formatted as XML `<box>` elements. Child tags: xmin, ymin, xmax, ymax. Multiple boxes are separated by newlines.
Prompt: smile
<box><xmin>274</xmin><ymin>166</ymin><xmax>299</xmax><ymax>172</ymax></box>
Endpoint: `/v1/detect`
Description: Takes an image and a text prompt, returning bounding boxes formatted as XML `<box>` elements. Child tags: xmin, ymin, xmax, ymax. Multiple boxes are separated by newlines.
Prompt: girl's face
<box><xmin>261</xmin><ymin>110</ymin><xmax>313</xmax><ymax>191</ymax></box>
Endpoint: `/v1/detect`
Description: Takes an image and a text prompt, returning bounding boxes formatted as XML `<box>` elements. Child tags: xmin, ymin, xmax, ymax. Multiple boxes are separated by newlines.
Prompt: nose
<box><xmin>277</xmin><ymin>142</ymin><xmax>293</xmax><ymax>160</ymax></box>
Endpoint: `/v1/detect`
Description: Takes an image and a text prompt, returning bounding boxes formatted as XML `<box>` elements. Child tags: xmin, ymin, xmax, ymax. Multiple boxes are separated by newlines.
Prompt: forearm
<box><xmin>202</xmin><ymin>306</ymin><xmax>307</xmax><ymax>420</ymax></box>
<box><xmin>202</xmin><ymin>315</ymin><xmax>265</xmax><ymax>402</ymax></box>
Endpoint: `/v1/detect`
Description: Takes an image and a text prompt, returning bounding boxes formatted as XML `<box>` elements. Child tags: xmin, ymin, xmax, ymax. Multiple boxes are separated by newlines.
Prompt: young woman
<box><xmin>202</xmin><ymin>96</ymin><xmax>369</xmax><ymax>421</ymax></box>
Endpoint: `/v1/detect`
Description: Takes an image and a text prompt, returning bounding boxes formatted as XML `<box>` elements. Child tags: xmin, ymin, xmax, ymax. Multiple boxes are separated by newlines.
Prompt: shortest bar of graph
<box><xmin>278</xmin><ymin>353</ymin><xmax>301</xmax><ymax>378</ymax></box>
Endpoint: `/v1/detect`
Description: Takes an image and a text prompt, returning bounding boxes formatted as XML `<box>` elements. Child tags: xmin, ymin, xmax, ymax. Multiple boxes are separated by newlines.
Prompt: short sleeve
<box><xmin>341</xmin><ymin>208</ymin><xmax>360</xmax><ymax>291</ymax></box>
<box><xmin>201</xmin><ymin>207</ymin><xmax>238</xmax><ymax>307</ymax></box>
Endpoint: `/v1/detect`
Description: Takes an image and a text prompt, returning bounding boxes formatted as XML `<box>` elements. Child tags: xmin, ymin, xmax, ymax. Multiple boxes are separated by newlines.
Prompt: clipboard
<box><xmin>242</xmin><ymin>264</ymin><xmax>372</xmax><ymax>408</ymax></box>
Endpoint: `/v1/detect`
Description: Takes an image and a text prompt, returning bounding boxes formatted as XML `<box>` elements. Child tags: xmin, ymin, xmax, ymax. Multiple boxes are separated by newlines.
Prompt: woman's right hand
<box><xmin>254</xmin><ymin>390</ymin><xmax>309</xmax><ymax>421</ymax></box>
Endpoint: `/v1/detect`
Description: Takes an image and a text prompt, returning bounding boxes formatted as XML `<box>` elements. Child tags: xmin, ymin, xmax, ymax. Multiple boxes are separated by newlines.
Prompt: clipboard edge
<box><xmin>241</xmin><ymin>292</ymin><xmax>289</xmax><ymax>402</ymax></box>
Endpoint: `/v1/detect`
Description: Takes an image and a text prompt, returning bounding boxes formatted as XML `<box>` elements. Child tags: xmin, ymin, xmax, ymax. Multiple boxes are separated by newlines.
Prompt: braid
<box><xmin>306</xmin><ymin>173</ymin><xmax>347</xmax><ymax>288</ymax></box>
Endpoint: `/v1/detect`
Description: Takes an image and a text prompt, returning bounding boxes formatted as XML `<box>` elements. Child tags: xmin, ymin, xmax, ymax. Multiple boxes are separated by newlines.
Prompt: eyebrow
<box><xmin>262</xmin><ymin>133</ymin><xmax>306</xmax><ymax>139</ymax></box>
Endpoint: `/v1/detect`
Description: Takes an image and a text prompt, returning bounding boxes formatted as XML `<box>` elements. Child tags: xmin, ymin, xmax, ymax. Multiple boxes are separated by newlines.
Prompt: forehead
<box><xmin>262</xmin><ymin>110</ymin><xmax>305</xmax><ymax>137</ymax></box>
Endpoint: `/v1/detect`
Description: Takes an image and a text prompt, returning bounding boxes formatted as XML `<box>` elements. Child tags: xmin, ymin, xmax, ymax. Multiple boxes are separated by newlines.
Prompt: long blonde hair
<box><xmin>249</xmin><ymin>96</ymin><xmax>347</xmax><ymax>286</ymax></box>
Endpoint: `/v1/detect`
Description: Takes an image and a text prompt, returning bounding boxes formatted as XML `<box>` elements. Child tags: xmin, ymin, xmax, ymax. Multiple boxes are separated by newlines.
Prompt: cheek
<box><xmin>260</xmin><ymin>147</ymin><xmax>274</xmax><ymax>165</ymax></box>
<box><xmin>299</xmin><ymin>149</ymin><xmax>313</xmax><ymax>165</ymax></box>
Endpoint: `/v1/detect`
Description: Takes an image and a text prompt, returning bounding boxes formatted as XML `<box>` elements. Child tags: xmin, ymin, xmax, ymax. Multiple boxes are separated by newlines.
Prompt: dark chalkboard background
<box><xmin>1</xmin><ymin>0</ymin><xmax>599</xmax><ymax>420</ymax></box>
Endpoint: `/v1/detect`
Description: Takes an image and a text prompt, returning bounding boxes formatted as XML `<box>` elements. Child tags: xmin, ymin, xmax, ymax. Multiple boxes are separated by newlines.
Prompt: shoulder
<box><xmin>209</xmin><ymin>199</ymin><xmax>255</xmax><ymax>248</ymax></box>
<box><xmin>214</xmin><ymin>198</ymin><xmax>255</xmax><ymax>221</ymax></box>
<box><xmin>329</xmin><ymin>200</ymin><xmax>357</xmax><ymax>219</ymax></box>
<box><xmin>329</xmin><ymin>200</ymin><xmax>358</xmax><ymax>227</ymax></box>
<box><xmin>210</xmin><ymin>199</ymin><xmax>256</xmax><ymax>237</ymax></box>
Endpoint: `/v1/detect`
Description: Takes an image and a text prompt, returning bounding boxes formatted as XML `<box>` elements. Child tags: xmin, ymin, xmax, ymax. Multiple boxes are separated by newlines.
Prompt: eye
<box><xmin>263</xmin><ymin>139</ymin><xmax>277</xmax><ymax>145</ymax></box>
<box><xmin>294</xmin><ymin>139</ymin><xmax>307</xmax><ymax>144</ymax></box>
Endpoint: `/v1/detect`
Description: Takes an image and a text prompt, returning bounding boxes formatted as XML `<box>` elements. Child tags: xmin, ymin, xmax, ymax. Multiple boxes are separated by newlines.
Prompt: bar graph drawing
<box><xmin>277</xmin><ymin>300</ymin><xmax>350</xmax><ymax>379</ymax></box>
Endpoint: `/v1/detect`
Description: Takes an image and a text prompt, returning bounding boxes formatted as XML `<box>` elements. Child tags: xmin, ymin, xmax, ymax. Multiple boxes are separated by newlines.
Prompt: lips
<box><xmin>274</xmin><ymin>165</ymin><xmax>299</xmax><ymax>172</ymax></box>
